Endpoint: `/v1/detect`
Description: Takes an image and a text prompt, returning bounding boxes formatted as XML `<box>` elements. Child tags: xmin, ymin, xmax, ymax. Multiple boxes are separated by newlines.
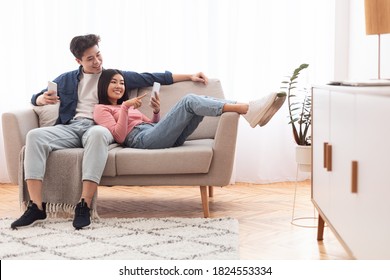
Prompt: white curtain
<box><xmin>0</xmin><ymin>0</ymin><xmax>336</xmax><ymax>183</ymax></box>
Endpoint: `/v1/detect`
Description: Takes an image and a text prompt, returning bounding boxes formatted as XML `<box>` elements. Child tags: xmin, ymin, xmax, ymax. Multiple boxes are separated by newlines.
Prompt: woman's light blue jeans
<box><xmin>124</xmin><ymin>94</ymin><xmax>235</xmax><ymax>149</ymax></box>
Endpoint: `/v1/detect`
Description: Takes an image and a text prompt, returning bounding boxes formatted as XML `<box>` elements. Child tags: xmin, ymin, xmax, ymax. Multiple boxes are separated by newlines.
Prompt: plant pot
<box><xmin>295</xmin><ymin>145</ymin><xmax>311</xmax><ymax>172</ymax></box>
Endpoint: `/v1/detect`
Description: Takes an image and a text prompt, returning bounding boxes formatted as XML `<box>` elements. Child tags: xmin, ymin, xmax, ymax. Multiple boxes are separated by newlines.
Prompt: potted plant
<box><xmin>279</xmin><ymin>63</ymin><xmax>311</xmax><ymax>172</ymax></box>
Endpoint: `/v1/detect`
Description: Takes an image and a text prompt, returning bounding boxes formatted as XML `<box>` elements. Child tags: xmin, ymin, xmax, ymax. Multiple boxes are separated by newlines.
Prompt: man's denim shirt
<box><xmin>31</xmin><ymin>67</ymin><xmax>174</xmax><ymax>125</ymax></box>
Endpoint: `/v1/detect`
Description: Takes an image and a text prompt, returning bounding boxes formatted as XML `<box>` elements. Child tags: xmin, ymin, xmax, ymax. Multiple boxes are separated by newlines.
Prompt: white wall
<box><xmin>0</xmin><ymin>0</ymin><xmax>337</xmax><ymax>183</ymax></box>
<box><xmin>348</xmin><ymin>0</ymin><xmax>390</xmax><ymax>80</ymax></box>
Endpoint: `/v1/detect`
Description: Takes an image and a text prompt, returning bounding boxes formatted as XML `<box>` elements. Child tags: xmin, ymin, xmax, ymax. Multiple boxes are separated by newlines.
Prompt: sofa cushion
<box><xmin>32</xmin><ymin>103</ymin><xmax>59</xmax><ymax>127</ymax></box>
<box><xmin>115</xmin><ymin>139</ymin><xmax>214</xmax><ymax>175</ymax></box>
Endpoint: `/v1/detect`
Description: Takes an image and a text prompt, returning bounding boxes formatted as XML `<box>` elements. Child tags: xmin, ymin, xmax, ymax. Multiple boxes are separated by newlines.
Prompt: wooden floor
<box><xmin>0</xmin><ymin>181</ymin><xmax>350</xmax><ymax>260</ymax></box>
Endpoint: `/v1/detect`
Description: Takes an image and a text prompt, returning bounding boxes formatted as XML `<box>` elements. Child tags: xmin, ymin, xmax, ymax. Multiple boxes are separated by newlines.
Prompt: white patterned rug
<box><xmin>0</xmin><ymin>217</ymin><xmax>239</xmax><ymax>260</ymax></box>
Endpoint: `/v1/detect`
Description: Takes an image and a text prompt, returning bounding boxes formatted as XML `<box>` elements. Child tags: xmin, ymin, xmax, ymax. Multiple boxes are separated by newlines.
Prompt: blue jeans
<box><xmin>124</xmin><ymin>94</ymin><xmax>235</xmax><ymax>149</ymax></box>
<box><xmin>24</xmin><ymin>119</ymin><xmax>114</xmax><ymax>184</ymax></box>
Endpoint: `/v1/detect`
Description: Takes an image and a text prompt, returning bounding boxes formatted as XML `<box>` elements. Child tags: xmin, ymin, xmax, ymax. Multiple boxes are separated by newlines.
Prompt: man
<box><xmin>11</xmin><ymin>34</ymin><xmax>209</xmax><ymax>230</ymax></box>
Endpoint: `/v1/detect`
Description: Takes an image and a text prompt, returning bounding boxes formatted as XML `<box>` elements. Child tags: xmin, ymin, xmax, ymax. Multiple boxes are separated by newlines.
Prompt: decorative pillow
<box><xmin>32</xmin><ymin>103</ymin><xmax>60</xmax><ymax>127</ymax></box>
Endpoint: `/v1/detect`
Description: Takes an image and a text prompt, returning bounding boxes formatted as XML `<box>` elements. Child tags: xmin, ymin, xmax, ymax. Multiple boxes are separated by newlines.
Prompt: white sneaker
<box><xmin>243</xmin><ymin>92</ymin><xmax>284</xmax><ymax>128</ymax></box>
<box><xmin>258</xmin><ymin>94</ymin><xmax>286</xmax><ymax>127</ymax></box>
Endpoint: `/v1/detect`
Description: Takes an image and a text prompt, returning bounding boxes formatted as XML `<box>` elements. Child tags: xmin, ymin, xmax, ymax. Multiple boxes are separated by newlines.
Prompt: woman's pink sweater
<box><xmin>93</xmin><ymin>104</ymin><xmax>160</xmax><ymax>144</ymax></box>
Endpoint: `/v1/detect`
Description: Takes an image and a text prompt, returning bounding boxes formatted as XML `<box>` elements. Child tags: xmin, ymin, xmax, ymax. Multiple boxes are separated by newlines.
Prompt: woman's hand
<box><xmin>149</xmin><ymin>91</ymin><xmax>160</xmax><ymax>114</ymax></box>
<box><xmin>124</xmin><ymin>93</ymin><xmax>147</xmax><ymax>109</ymax></box>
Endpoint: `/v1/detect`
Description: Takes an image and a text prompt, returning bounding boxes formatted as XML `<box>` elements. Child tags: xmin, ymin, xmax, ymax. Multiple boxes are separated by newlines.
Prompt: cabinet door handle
<box><xmin>326</xmin><ymin>144</ymin><xmax>332</xmax><ymax>171</ymax></box>
<box><xmin>323</xmin><ymin>142</ymin><xmax>328</xmax><ymax>168</ymax></box>
<box><xmin>351</xmin><ymin>161</ymin><xmax>358</xmax><ymax>193</ymax></box>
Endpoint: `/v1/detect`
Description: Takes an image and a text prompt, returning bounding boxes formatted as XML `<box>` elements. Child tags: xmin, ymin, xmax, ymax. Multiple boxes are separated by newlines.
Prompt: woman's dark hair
<box><xmin>98</xmin><ymin>69</ymin><xmax>129</xmax><ymax>105</ymax></box>
<box><xmin>70</xmin><ymin>34</ymin><xmax>101</xmax><ymax>60</ymax></box>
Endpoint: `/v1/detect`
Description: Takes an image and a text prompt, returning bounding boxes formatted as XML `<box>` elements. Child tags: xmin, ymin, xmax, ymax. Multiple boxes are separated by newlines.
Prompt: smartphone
<box><xmin>48</xmin><ymin>81</ymin><xmax>58</xmax><ymax>96</ymax></box>
<box><xmin>150</xmin><ymin>82</ymin><xmax>160</xmax><ymax>100</ymax></box>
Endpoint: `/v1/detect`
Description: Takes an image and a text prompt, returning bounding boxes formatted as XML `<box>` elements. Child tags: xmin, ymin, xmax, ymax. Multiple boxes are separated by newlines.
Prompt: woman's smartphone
<box><xmin>48</xmin><ymin>81</ymin><xmax>57</xmax><ymax>96</ymax></box>
<box><xmin>150</xmin><ymin>82</ymin><xmax>160</xmax><ymax>100</ymax></box>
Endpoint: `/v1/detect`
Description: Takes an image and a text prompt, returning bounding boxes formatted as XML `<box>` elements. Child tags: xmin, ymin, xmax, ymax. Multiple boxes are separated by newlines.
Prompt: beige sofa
<box><xmin>2</xmin><ymin>79</ymin><xmax>239</xmax><ymax>218</ymax></box>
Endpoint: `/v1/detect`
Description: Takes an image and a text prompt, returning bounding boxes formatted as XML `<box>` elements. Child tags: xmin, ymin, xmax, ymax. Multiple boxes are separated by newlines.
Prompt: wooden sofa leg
<box><xmin>200</xmin><ymin>186</ymin><xmax>210</xmax><ymax>218</ymax></box>
<box><xmin>208</xmin><ymin>186</ymin><xmax>214</xmax><ymax>197</ymax></box>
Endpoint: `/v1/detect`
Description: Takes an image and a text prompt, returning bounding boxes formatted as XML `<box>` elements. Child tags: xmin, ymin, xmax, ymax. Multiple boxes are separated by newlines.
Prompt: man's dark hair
<box><xmin>70</xmin><ymin>34</ymin><xmax>101</xmax><ymax>60</ymax></box>
<box><xmin>98</xmin><ymin>69</ymin><xmax>129</xmax><ymax>105</ymax></box>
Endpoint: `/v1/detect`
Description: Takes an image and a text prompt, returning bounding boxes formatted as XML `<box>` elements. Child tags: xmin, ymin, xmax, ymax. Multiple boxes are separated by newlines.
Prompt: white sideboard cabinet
<box><xmin>312</xmin><ymin>85</ymin><xmax>390</xmax><ymax>259</ymax></box>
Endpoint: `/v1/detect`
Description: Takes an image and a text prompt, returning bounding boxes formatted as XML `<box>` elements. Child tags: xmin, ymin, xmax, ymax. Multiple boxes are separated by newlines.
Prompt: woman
<box><xmin>94</xmin><ymin>69</ymin><xmax>284</xmax><ymax>149</ymax></box>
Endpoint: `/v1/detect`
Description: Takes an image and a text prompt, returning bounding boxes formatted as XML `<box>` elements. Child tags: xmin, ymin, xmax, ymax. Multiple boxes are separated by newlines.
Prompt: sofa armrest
<box><xmin>210</xmin><ymin>112</ymin><xmax>240</xmax><ymax>185</ymax></box>
<box><xmin>2</xmin><ymin>108</ymin><xmax>39</xmax><ymax>184</ymax></box>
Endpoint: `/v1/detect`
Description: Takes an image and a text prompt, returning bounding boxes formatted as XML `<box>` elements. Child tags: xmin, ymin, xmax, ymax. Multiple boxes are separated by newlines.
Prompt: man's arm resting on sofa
<box><xmin>172</xmin><ymin>73</ymin><xmax>208</xmax><ymax>85</ymax></box>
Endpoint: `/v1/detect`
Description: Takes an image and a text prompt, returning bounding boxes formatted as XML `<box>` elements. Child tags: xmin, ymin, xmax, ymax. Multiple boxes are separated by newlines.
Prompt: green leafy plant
<box><xmin>279</xmin><ymin>63</ymin><xmax>311</xmax><ymax>146</ymax></box>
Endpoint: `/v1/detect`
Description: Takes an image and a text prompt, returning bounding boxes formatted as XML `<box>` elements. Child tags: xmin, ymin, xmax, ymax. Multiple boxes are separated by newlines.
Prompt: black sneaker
<box><xmin>73</xmin><ymin>198</ymin><xmax>91</xmax><ymax>230</ymax></box>
<box><xmin>11</xmin><ymin>201</ymin><xmax>47</xmax><ymax>229</ymax></box>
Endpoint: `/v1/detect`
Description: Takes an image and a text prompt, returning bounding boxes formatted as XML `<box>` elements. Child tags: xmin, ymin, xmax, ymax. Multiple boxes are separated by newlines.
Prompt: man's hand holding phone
<box><xmin>48</xmin><ymin>81</ymin><xmax>57</xmax><ymax>97</ymax></box>
<box><xmin>37</xmin><ymin>81</ymin><xmax>60</xmax><ymax>105</ymax></box>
